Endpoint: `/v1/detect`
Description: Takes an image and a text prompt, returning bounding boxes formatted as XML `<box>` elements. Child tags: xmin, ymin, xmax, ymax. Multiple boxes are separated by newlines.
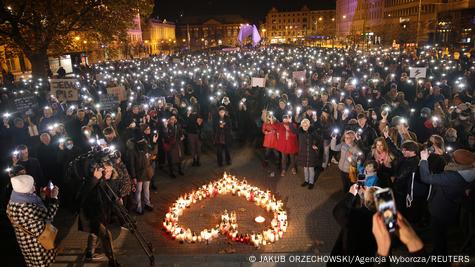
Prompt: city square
<box><xmin>0</xmin><ymin>1</ymin><xmax>474</xmax><ymax>267</ymax></box>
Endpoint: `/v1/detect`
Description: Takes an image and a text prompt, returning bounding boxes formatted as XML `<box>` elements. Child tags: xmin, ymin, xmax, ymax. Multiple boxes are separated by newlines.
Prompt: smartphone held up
<box><xmin>374</xmin><ymin>188</ymin><xmax>397</xmax><ymax>233</ymax></box>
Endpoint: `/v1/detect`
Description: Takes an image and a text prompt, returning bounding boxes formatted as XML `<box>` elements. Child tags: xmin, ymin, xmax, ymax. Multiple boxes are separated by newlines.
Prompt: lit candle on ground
<box><xmin>255</xmin><ymin>216</ymin><xmax>266</xmax><ymax>224</ymax></box>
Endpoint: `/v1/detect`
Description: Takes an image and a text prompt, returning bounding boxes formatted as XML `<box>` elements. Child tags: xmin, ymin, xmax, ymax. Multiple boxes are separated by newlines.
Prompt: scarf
<box><xmin>10</xmin><ymin>191</ymin><xmax>46</xmax><ymax>209</ymax></box>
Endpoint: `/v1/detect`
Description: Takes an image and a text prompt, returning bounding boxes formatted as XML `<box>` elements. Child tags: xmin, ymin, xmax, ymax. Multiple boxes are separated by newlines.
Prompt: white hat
<box><xmin>10</xmin><ymin>175</ymin><xmax>35</xmax><ymax>193</ymax></box>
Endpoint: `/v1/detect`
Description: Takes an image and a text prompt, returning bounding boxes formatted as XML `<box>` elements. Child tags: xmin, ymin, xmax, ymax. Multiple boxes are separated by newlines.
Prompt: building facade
<box><xmin>176</xmin><ymin>15</ymin><xmax>249</xmax><ymax>49</ymax></box>
<box><xmin>336</xmin><ymin>0</ymin><xmax>475</xmax><ymax>47</ymax></box>
<box><xmin>265</xmin><ymin>6</ymin><xmax>336</xmax><ymax>45</ymax></box>
<box><xmin>143</xmin><ymin>19</ymin><xmax>176</xmax><ymax>55</ymax></box>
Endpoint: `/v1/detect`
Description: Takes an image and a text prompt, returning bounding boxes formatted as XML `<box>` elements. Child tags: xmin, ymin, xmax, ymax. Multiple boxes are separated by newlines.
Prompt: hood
<box><xmin>457</xmin><ymin>168</ymin><xmax>475</xmax><ymax>183</ymax></box>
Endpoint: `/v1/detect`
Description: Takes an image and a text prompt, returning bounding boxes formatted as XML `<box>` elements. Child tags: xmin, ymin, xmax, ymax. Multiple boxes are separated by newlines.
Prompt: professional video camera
<box><xmin>66</xmin><ymin>145</ymin><xmax>154</xmax><ymax>266</ymax></box>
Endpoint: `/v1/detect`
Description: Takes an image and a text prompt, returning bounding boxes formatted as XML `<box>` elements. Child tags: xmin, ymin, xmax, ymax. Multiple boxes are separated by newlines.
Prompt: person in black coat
<box><xmin>419</xmin><ymin>149</ymin><xmax>475</xmax><ymax>255</ymax></box>
<box><xmin>384</xmin><ymin>131</ymin><xmax>429</xmax><ymax>224</ymax></box>
<box><xmin>78</xmin><ymin>164</ymin><xmax>119</xmax><ymax>266</ymax></box>
<box><xmin>56</xmin><ymin>138</ymin><xmax>81</xmax><ymax>189</ymax></box>
<box><xmin>214</xmin><ymin>106</ymin><xmax>232</xmax><ymax>166</ymax></box>
<box><xmin>11</xmin><ymin>145</ymin><xmax>45</xmax><ymax>188</ymax></box>
<box><xmin>329</xmin><ymin>185</ymin><xmax>379</xmax><ymax>266</ymax></box>
<box><xmin>297</xmin><ymin>119</ymin><xmax>321</xmax><ymax>189</ymax></box>
<box><xmin>37</xmin><ymin>133</ymin><xmax>59</xmax><ymax>185</ymax></box>
<box><xmin>355</xmin><ymin>113</ymin><xmax>378</xmax><ymax>157</ymax></box>
<box><xmin>161</xmin><ymin>115</ymin><xmax>184</xmax><ymax>178</ymax></box>
<box><xmin>185</xmin><ymin>113</ymin><xmax>203</xmax><ymax>166</ymax></box>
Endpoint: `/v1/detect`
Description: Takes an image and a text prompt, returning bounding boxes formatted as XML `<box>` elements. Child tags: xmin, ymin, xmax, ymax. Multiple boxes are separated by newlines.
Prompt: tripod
<box><xmin>99</xmin><ymin>180</ymin><xmax>155</xmax><ymax>266</ymax></box>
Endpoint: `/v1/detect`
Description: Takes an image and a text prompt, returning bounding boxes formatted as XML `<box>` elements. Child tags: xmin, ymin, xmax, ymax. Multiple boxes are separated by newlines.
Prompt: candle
<box><xmin>255</xmin><ymin>216</ymin><xmax>265</xmax><ymax>224</ymax></box>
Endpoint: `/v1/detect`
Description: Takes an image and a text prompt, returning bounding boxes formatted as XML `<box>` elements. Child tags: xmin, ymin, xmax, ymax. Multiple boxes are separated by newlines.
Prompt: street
<box><xmin>51</xmin><ymin>145</ymin><xmax>342</xmax><ymax>266</ymax></box>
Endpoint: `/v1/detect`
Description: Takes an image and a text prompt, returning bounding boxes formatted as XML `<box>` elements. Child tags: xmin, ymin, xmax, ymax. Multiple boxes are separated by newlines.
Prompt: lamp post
<box><xmin>416</xmin><ymin>0</ymin><xmax>422</xmax><ymax>47</ymax></box>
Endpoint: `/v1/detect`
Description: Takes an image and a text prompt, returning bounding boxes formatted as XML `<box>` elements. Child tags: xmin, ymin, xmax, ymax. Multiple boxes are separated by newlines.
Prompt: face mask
<box><xmin>66</xmin><ymin>144</ymin><xmax>73</xmax><ymax>150</ymax></box>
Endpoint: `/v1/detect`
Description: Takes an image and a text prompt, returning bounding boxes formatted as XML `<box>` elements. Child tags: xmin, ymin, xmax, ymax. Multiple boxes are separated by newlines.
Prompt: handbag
<box><xmin>8</xmin><ymin>213</ymin><xmax>57</xmax><ymax>250</ymax></box>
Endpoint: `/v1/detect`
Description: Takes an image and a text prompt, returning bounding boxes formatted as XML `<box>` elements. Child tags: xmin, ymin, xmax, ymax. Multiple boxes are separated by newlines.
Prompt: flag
<box><xmin>409</xmin><ymin>67</ymin><xmax>427</xmax><ymax>78</ymax></box>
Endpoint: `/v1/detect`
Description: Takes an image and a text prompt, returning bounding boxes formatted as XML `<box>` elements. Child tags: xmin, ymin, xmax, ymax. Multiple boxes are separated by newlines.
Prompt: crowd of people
<box><xmin>0</xmin><ymin>45</ymin><xmax>474</xmax><ymax>266</ymax></box>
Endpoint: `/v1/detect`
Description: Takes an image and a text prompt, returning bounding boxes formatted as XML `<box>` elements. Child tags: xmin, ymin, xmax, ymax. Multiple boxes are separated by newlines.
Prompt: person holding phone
<box><xmin>331</xmin><ymin>130</ymin><xmax>362</xmax><ymax>193</ymax></box>
<box><xmin>329</xmin><ymin>184</ymin><xmax>380</xmax><ymax>266</ymax></box>
<box><xmin>419</xmin><ymin>148</ymin><xmax>475</xmax><ymax>255</ymax></box>
<box><xmin>372</xmin><ymin>212</ymin><xmax>425</xmax><ymax>258</ymax></box>
<box><xmin>7</xmin><ymin>174</ymin><xmax>59</xmax><ymax>267</ymax></box>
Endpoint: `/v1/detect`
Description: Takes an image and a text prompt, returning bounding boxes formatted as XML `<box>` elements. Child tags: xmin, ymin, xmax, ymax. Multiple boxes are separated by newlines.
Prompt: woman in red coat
<box><xmin>276</xmin><ymin>114</ymin><xmax>299</xmax><ymax>176</ymax></box>
<box><xmin>261</xmin><ymin>111</ymin><xmax>279</xmax><ymax>177</ymax></box>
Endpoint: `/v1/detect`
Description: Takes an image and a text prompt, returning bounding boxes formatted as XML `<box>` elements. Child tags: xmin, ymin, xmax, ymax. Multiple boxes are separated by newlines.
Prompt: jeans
<box><xmin>187</xmin><ymin>133</ymin><xmax>201</xmax><ymax>160</ymax></box>
<box><xmin>303</xmin><ymin>167</ymin><xmax>315</xmax><ymax>184</ymax></box>
<box><xmin>281</xmin><ymin>153</ymin><xmax>296</xmax><ymax>171</ymax></box>
<box><xmin>87</xmin><ymin>224</ymin><xmax>115</xmax><ymax>262</ymax></box>
<box><xmin>340</xmin><ymin>171</ymin><xmax>351</xmax><ymax>193</ymax></box>
<box><xmin>216</xmin><ymin>143</ymin><xmax>231</xmax><ymax>165</ymax></box>
<box><xmin>135</xmin><ymin>181</ymin><xmax>151</xmax><ymax>212</ymax></box>
<box><xmin>322</xmin><ymin>139</ymin><xmax>331</xmax><ymax>168</ymax></box>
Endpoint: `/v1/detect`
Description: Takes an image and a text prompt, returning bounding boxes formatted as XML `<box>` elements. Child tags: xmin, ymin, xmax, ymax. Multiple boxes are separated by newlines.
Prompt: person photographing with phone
<box><xmin>7</xmin><ymin>170</ymin><xmax>60</xmax><ymax>267</ymax></box>
<box><xmin>419</xmin><ymin>148</ymin><xmax>475</xmax><ymax>255</ymax></box>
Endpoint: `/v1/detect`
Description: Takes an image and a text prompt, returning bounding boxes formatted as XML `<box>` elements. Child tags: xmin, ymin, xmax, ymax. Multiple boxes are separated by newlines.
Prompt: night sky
<box><xmin>153</xmin><ymin>0</ymin><xmax>336</xmax><ymax>24</ymax></box>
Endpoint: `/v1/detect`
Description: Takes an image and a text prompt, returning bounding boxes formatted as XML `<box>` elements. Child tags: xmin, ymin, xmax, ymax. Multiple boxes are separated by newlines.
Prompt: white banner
<box><xmin>409</xmin><ymin>67</ymin><xmax>427</xmax><ymax>78</ymax></box>
<box><xmin>50</xmin><ymin>79</ymin><xmax>79</xmax><ymax>101</ymax></box>
<box><xmin>251</xmin><ymin>77</ymin><xmax>266</xmax><ymax>88</ymax></box>
<box><xmin>292</xmin><ymin>71</ymin><xmax>306</xmax><ymax>81</ymax></box>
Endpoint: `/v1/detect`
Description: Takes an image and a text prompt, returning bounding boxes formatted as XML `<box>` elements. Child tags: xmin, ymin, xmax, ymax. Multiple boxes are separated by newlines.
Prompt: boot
<box><xmin>192</xmin><ymin>158</ymin><xmax>197</xmax><ymax>167</ymax></box>
<box><xmin>196</xmin><ymin>156</ymin><xmax>201</xmax><ymax>166</ymax></box>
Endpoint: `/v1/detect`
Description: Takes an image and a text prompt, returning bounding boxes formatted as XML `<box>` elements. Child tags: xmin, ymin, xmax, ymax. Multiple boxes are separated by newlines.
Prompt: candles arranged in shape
<box><xmin>162</xmin><ymin>173</ymin><xmax>288</xmax><ymax>248</ymax></box>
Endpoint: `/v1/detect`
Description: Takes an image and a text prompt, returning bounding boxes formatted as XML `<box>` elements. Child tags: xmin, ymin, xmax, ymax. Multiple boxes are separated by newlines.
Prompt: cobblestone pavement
<box><xmin>52</xmin><ymin>146</ymin><xmax>345</xmax><ymax>267</ymax></box>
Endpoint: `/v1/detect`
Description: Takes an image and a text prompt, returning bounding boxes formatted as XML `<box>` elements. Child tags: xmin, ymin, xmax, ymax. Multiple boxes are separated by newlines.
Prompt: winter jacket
<box><xmin>275</xmin><ymin>122</ymin><xmax>299</xmax><ymax>154</ymax></box>
<box><xmin>262</xmin><ymin>122</ymin><xmax>278</xmax><ymax>149</ymax></box>
<box><xmin>297</xmin><ymin>128</ymin><xmax>321</xmax><ymax>167</ymax></box>
<box><xmin>330</xmin><ymin>193</ymin><xmax>376</xmax><ymax>266</ymax></box>
<box><xmin>419</xmin><ymin>160</ymin><xmax>473</xmax><ymax>223</ymax></box>
<box><xmin>331</xmin><ymin>138</ymin><xmax>362</xmax><ymax>173</ymax></box>
<box><xmin>7</xmin><ymin>197</ymin><xmax>59</xmax><ymax>267</ymax></box>
<box><xmin>126</xmin><ymin>139</ymin><xmax>157</xmax><ymax>181</ymax></box>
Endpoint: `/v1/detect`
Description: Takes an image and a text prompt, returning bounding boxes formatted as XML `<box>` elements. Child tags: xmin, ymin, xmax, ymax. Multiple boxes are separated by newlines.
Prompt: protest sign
<box><xmin>251</xmin><ymin>77</ymin><xmax>266</xmax><ymax>88</ymax></box>
<box><xmin>12</xmin><ymin>94</ymin><xmax>38</xmax><ymax>113</ymax></box>
<box><xmin>99</xmin><ymin>95</ymin><xmax>119</xmax><ymax>111</ymax></box>
<box><xmin>292</xmin><ymin>71</ymin><xmax>306</xmax><ymax>81</ymax></box>
<box><xmin>50</xmin><ymin>79</ymin><xmax>79</xmax><ymax>101</ymax></box>
<box><xmin>106</xmin><ymin>86</ymin><xmax>127</xmax><ymax>102</ymax></box>
<box><xmin>409</xmin><ymin>67</ymin><xmax>427</xmax><ymax>78</ymax></box>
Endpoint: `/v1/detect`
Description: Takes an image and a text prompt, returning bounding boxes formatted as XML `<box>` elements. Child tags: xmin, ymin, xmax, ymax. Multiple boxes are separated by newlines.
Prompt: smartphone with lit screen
<box><xmin>374</xmin><ymin>188</ymin><xmax>397</xmax><ymax>233</ymax></box>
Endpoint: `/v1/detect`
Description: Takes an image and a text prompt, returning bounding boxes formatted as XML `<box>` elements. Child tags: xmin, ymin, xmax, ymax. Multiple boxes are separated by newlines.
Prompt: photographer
<box><xmin>78</xmin><ymin>164</ymin><xmax>120</xmax><ymax>267</ymax></box>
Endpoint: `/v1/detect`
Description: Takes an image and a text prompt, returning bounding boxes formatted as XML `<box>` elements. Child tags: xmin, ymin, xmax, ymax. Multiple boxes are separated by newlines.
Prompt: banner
<box><xmin>50</xmin><ymin>79</ymin><xmax>79</xmax><ymax>101</ymax></box>
<box><xmin>106</xmin><ymin>86</ymin><xmax>127</xmax><ymax>102</ymax></box>
<box><xmin>99</xmin><ymin>95</ymin><xmax>119</xmax><ymax>111</ymax></box>
<box><xmin>251</xmin><ymin>77</ymin><xmax>266</xmax><ymax>88</ymax></box>
<box><xmin>12</xmin><ymin>94</ymin><xmax>38</xmax><ymax>113</ymax></box>
<box><xmin>292</xmin><ymin>71</ymin><xmax>306</xmax><ymax>81</ymax></box>
<box><xmin>409</xmin><ymin>67</ymin><xmax>427</xmax><ymax>78</ymax></box>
